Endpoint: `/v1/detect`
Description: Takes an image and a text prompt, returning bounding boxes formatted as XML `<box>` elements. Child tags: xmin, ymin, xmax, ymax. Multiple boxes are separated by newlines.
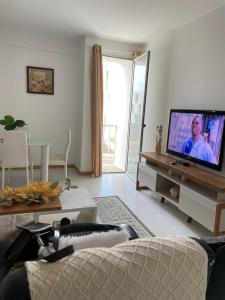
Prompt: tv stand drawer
<box><xmin>138</xmin><ymin>163</ymin><xmax>157</xmax><ymax>191</ymax></box>
<box><xmin>179</xmin><ymin>186</ymin><xmax>216</xmax><ymax>231</ymax></box>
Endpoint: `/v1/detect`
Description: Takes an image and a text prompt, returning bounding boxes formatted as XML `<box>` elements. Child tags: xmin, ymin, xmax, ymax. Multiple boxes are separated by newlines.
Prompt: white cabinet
<box><xmin>179</xmin><ymin>186</ymin><xmax>217</xmax><ymax>231</ymax></box>
<box><xmin>138</xmin><ymin>163</ymin><xmax>157</xmax><ymax>192</ymax></box>
<box><xmin>137</xmin><ymin>153</ymin><xmax>225</xmax><ymax>235</ymax></box>
<box><xmin>137</xmin><ymin>159</ymin><xmax>225</xmax><ymax>234</ymax></box>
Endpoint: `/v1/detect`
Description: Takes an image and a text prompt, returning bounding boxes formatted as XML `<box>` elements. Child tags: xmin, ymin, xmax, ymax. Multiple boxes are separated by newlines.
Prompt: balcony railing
<box><xmin>102</xmin><ymin>124</ymin><xmax>117</xmax><ymax>164</ymax></box>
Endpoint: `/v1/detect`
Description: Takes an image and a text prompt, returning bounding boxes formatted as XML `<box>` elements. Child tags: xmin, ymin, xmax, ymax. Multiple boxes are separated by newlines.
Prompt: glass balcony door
<box><xmin>126</xmin><ymin>52</ymin><xmax>150</xmax><ymax>181</ymax></box>
<box><xmin>102</xmin><ymin>56</ymin><xmax>133</xmax><ymax>173</ymax></box>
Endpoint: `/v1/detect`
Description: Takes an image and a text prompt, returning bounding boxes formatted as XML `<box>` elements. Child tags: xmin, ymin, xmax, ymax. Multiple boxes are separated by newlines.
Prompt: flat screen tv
<box><xmin>166</xmin><ymin>109</ymin><xmax>225</xmax><ymax>171</ymax></box>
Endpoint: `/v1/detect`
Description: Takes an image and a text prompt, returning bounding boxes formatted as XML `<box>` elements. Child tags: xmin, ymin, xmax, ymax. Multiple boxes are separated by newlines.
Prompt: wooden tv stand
<box><xmin>137</xmin><ymin>152</ymin><xmax>225</xmax><ymax>235</ymax></box>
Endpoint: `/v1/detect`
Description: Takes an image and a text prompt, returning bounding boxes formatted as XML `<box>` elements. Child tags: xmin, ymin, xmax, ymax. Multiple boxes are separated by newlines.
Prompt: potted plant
<box><xmin>0</xmin><ymin>115</ymin><xmax>26</xmax><ymax>130</ymax></box>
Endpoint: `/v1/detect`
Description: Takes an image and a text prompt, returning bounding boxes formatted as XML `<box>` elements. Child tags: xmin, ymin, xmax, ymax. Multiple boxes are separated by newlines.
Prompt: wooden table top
<box><xmin>0</xmin><ymin>197</ymin><xmax>61</xmax><ymax>216</ymax></box>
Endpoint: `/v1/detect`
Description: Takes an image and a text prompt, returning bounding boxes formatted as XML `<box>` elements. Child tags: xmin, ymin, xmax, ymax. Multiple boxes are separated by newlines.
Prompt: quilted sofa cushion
<box><xmin>26</xmin><ymin>236</ymin><xmax>208</xmax><ymax>300</ymax></box>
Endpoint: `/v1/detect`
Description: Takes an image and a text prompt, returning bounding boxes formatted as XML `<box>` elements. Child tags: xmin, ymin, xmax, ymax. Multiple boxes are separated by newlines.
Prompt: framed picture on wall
<box><xmin>27</xmin><ymin>66</ymin><xmax>54</xmax><ymax>95</ymax></box>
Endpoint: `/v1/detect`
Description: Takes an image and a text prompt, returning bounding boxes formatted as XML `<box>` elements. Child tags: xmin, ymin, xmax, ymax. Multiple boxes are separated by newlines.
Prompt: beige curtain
<box><xmin>91</xmin><ymin>44</ymin><xmax>103</xmax><ymax>177</ymax></box>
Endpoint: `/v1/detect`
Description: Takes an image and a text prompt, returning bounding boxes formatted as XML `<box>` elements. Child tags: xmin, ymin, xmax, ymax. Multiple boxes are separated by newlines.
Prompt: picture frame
<box><xmin>27</xmin><ymin>66</ymin><xmax>54</xmax><ymax>95</ymax></box>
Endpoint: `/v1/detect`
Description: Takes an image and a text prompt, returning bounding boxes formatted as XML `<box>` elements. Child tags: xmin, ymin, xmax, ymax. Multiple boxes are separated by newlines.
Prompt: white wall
<box><xmin>0</xmin><ymin>29</ymin><xmax>83</xmax><ymax>166</ymax></box>
<box><xmin>0</xmin><ymin>30</ymin><xmax>144</xmax><ymax>172</ymax></box>
<box><xmin>144</xmin><ymin>6</ymin><xmax>225</xmax><ymax>173</ymax></box>
<box><xmin>142</xmin><ymin>33</ymin><xmax>172</xmax><ymax>153</ymax></box>
<box><xmin>167</xmin><ymin>7</ymin><xmax>225</xmax><ymax>112</ymax></box>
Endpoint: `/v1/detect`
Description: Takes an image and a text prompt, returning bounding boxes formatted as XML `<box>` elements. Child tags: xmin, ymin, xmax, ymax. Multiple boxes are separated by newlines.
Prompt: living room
<box><xmin>0</xmin><ymin>1</ymin><xmax>225</xmax><ymax>299</ymax></box>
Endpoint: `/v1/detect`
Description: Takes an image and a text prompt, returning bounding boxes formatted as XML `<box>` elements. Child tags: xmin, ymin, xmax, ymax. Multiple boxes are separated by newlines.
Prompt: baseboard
<box><xmin>0</xmin><ymin>164</ymin><xmax>93</xmax><ymax>176</ymax></box>
<box><xmin>0</xmin><ymin>166</ymin><xmax>41</xmax><ymax>170</ymax></box>
<box><xmin>0</xmin><ymin>165</ymin><xmax>72</xmax><ymax>170</ymax></box>
<box><xmin>73</xmin><ymin>164</ymin><xmax>92</xmax><ymax>176</ymax></box>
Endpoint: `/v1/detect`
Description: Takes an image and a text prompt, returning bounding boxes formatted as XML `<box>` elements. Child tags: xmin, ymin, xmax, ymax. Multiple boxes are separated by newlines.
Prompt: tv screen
<box><xmin>166</xmin><ymin>109</ymin><xmax>225</xmax><ymax>170</ymax></box>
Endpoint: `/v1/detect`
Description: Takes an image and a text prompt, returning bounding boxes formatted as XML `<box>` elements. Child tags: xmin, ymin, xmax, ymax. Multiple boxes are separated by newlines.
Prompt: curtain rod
<box><xmin>102</xmin><ymin>48</ymin><xmax>134</xmax><ymax>55</ymax></box>
<box><xmin>103</xmin><ymin>54</ymin><xmax>133</xmax><ymax>60</ymax></box>
<box><xmin>87</xmin><ymin>44</ymin><xmax>135</xmax><ymax>55</ymax></box>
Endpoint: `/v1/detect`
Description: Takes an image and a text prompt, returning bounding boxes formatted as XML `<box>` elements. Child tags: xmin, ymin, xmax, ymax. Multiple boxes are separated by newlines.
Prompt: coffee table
<box><xmin>34</xmin><ymin>188</ymin><xmax>97</xmax><ymax>223</ymax></box>
<box><xmin>0</xmin><ymin>188</ymin><xmax>97</xmax><ymax>225</ymax></box>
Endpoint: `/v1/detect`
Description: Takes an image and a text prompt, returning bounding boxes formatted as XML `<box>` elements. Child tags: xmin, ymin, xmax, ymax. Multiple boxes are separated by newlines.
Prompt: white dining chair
<box><xmin>49</xmin><ymin>129</ymin><xmax>72</xmax><ymax>179</ymax></box>
<box><xmin>0</xmin><ymin>130</ymin><xmax>33</xmax><ymax>189</ymax></box>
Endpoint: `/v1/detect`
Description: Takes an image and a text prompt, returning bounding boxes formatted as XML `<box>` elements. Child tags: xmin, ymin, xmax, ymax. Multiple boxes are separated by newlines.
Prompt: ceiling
<box><xmin>0</xmin><ymin>0</ymin><xmax>225</xmax><ymax>43</ymax></box>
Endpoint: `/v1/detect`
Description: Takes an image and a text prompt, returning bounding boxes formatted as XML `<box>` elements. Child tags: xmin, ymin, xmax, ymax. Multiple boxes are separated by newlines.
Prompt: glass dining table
<box><xmin>0</xmin><ymin>138</ymin><xmax>51</xmax><ymax>182</ymax></box>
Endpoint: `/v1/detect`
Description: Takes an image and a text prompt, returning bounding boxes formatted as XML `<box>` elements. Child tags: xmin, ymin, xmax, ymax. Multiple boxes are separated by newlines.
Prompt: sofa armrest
<box><xmin>0</xmin><ymin>267</ymin><xmax>30</xmax><ymax>300</ymax></box>
<box><xmin>0</xmin><ymin>241</ymin><xmax>11</xmax><ymax>281</ymax></box>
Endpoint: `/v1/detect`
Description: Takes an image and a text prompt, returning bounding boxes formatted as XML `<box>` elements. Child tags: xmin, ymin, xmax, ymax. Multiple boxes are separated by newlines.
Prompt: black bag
<box><xmin>4</xmin><ymin>222</ymin><xmax>73</xmax><ymax>269</ymax></box>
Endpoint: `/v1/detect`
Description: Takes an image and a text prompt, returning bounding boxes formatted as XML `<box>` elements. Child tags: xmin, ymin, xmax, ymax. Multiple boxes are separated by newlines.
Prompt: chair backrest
<box><xmin>64</xmin><ymin>129</ymin><xmax>71</xmax><ymax>163</ymax></box>
<box><xmin>17</xmin><ymin>125</ymin><xmax>30</xmax><ymax>139</ymax></box>
<box><xmin>2</xmin><ymin>130</ymin><xmax>28</xmax><ymax>168</ymax></box>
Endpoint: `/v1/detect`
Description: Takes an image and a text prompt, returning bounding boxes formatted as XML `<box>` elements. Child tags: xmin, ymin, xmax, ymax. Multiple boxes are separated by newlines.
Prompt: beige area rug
<box><xmin>93</xmin><ymin>196</ymin><xmax>153</xmax><ymax>237</ymax></box>
<box><xmin>0</xmin><ymin>196</ymin><xmax>153</xmax><ymax>240</ymax></box>
<box><xmin>0</xmin><ymin>213</ymin><xmax>33</xmax><ymax>240</ymax></box>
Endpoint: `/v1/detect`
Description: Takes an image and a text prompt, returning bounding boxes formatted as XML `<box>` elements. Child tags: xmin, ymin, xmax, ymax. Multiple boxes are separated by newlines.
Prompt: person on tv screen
<box><xmin>181</xmin><ymin>116</ymin><xmax>217</xmax><ymax>164</ymax></box>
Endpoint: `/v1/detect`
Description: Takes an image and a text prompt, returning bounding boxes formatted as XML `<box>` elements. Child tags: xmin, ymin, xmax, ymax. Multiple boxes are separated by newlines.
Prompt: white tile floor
<box><xmin>51</xmin><ymin>168</ymin><xmax>212</xmax><ymax>237</ymax></box>
<box><xmin>3</xmin><ymin>167</ymin><xmax>212</xmax><ymax>237</ymax></box>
